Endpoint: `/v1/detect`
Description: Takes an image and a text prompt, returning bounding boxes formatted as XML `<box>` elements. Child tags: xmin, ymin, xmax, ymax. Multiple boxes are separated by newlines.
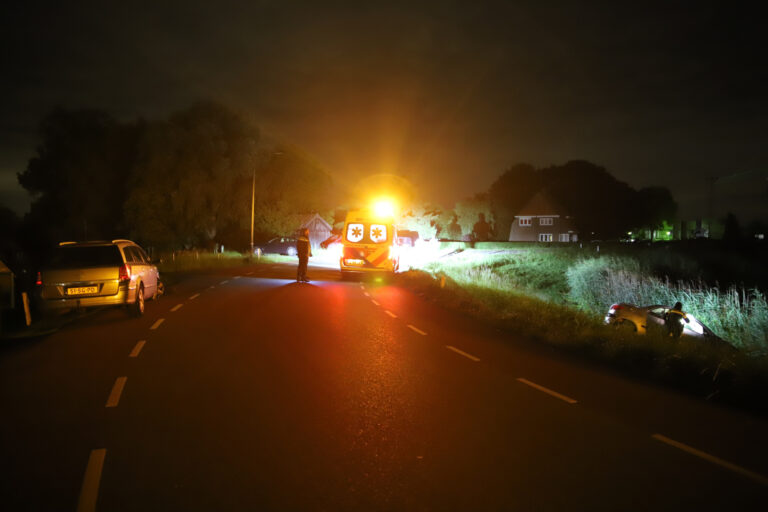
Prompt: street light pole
<box><xmin>250</xmin><ymin>167</ymin><xmax>255</xmax><ymax>255</ymax></box>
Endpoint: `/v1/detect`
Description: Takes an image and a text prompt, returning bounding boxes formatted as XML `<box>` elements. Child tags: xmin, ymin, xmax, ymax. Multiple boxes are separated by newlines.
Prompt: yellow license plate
<box><xmin>66</xmin><ymin>286</ymin><xmax>98</xmax><ymax>296</ymax></box>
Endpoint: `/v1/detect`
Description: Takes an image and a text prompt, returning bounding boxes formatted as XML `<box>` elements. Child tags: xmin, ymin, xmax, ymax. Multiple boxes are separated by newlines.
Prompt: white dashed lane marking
<box><xmin>233</xmin><ymin>276</ymin><xmax>241</xmax><ymax>279</ymax></box>
<box><xmin>446</xmin><ymin>345</ymin><xmax>481</xmax><ymax>362</ymax></box>
<box><xmin>517</xmin><ymin>378</ymin><xmax>578</xmax><ymax>404</ymax></box>
<box><xmin>652</xmin><ymin>434</ymin><xmax>768</xmax><ymax>487</ymax></box>
<box><xmin>371</xmin><ymin>299</ymin><xmax>380</xmax><ymax>306</ymax></box>
<box><xmin>363</xmin><ymin>292</ymin><xmax>370</xmax><ymax>297</ymax></box>
<box><xmin>170</xmin><ymin>304</ymin><xmax>183</xmax><ymax>312</ymax></box>
<box><xmin>129</xmin><ymin>341</ymin><xmax>146</xmax><ymax>358</ymax></box>
<box><xmin>105</xmin><ymin>377</ymin><xmax>127</xmax><ymax>407</ymax></box>
<box><xmin>407</xmin><ymin>325</ymin><xmax>427</xmax><ymax>336</ymax></box>
<box><xmin>76</xmin><ymin>449</ymin><xmax>106</xmax><ymax>512</ymax></box>
<box><xmin>246</xmin><ymin>271</ymin><xmax>253</xmax><ymax>275</ymax></box>
<box><xmin>385</xmin><ymin>310</ymin><xmax>397</xmax><ymax>318</ymax></box>
<box><xmin>189</xmin><ymin>293</ymin><xmax>200</xmax><ymax>300</ymax></box>
<box><xmin>149</xmin><ymin>318</ymin><xmax>165</xmax><ymax>330</ymax></box>
<box><xmin>220</xmin><ymin>280</ymin><xmax>229</xmax><ymax>285</ymax></box>
<box><xmin>209</xmin><ymin>285</ymin><xmax>215</xmax><ymax>289</ymax></box>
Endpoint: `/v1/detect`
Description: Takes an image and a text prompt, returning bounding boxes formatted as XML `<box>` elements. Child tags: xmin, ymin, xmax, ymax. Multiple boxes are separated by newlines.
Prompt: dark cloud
<box><xmin>2</xmin><ymin>1</ymin><xmax>766</xmax><ymax>219</ymax></box>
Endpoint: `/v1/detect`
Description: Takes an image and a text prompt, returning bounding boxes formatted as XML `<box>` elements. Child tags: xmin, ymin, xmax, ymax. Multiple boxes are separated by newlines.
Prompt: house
<box><xmin>298</xmin><ymin>213</ymin><xmax>333</xmax><ymax>249</ymax></box>
<box><xmin>508</xmin><ymin>191</ymin><xmax>578</xmax><ymax>242</ymax></box>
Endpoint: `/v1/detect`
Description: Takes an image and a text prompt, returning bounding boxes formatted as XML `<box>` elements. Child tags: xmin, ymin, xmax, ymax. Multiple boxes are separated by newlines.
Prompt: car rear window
<box><xmin>48</xmin><ymin>246</ymin><xmax>124</xmax><ymax>269</ymax></box>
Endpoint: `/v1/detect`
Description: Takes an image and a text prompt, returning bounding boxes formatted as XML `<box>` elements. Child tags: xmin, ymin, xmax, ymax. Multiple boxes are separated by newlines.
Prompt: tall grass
<box><xmin>567</xmin><ymin>257</ymin><xmax>768</xmax><ymax>355</ymax></box>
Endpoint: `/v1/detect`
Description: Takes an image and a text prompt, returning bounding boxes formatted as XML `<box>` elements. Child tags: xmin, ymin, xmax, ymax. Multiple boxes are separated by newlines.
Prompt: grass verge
<box><xmin>396</xmin><ymin>269</ymin><xmax>768</xmax><ymax>415</ymax></box>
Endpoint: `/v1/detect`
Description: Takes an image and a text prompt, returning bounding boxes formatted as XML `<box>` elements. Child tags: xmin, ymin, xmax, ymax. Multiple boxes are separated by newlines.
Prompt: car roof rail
<box><xmin>58</xmin><ymin>241</ymin><xmax>77</xmax><ymax>246</ymax></box>
<box><xmin>111</xmin><ymin>239</ymin><xmax>134</xmax><ymax>244</ymax></box>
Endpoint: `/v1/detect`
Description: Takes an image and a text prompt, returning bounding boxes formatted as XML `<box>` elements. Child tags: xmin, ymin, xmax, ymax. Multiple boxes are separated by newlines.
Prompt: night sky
<box><xmin>2</xmin><ymin>1</ymin><xmax>767</xmax><ymax>221</ymax></box>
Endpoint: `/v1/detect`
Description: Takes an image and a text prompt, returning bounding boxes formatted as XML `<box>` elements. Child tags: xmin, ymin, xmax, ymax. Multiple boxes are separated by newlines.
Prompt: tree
<box><xmin>399</xmin><ymin>203</ymin><xmax>441</xmax><ymax>239</ymax></box>
<box><xmin>540</xmin><ymin>160</ymin><xmax>640</xmax><ymax>239</ymax></box>
<box><xmin>250</xmin><ymin>145</ymin><xmax>337</xmax><ymax>240</ymax></box>
<box><xmin>488</xmin><ymin>163</ymin><xmax>540</xmax><ymax>238</ymax></box>
<box><xmin>636</xmin><ymin>186</ymin><xmax>678</xmax><ymax>239</ymax></box>
<box><xmin>125</xmin><ymin>101</ymin><xmax>259</xmax><ymax>249</ymax></box>
<box><xmin>455</xmin><ymin>194</ymin><xmax>493</xmax><ymax>240</ymax></box>
<box><xmin>17</xmin><ymin>108</ymin><xmax>143</xmax><ymax>247</ymax></box>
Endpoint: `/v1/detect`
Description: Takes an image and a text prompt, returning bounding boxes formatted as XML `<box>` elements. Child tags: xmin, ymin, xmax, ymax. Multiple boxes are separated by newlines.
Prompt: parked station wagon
<box><xmin>35</xmin><ymin>240</ymin><xmax>162</xmax><ymax>316</ymax></box>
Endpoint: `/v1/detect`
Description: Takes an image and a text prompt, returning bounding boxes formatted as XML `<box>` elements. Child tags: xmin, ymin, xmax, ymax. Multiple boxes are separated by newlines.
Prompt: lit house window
<box><xmin>539</xmin><ymin>234</ymin><xmax>553</xmax><ymax>242</ymax></box>
<box><xmin>539</xmin><ymin>217</ymin><xmax>553</xmax><ymax>226</ymax></box>
<box><xmin>519</xmin><ymin>217</ymin><xmax>532</xmax><ymax>226</ymax></box>
<box><xmin>559</xmin><ymin>233</ymin><xmax>570</xmax><ymax>242</ymax></box>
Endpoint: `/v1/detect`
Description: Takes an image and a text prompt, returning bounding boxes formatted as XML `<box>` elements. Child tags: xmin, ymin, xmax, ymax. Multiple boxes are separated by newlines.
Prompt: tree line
<box><xmin>398</xmin><ymin>161</ymin><xmax>678</xmax><ymax>241</ymax></box>
<box><xmin>6</xmin><ymin>101</ymin><xmax>338</xmax><ymax>261</ymax></box>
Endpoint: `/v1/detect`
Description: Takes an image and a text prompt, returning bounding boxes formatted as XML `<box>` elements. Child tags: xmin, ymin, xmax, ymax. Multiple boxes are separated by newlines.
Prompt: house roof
<box><xmin>515</xmin><ymin>191</ymin><xmax>569</xmax><ymax>217</ymax></box>
<box><xmin>297</xmin><ymin>213</ymin><xmax>332</xmax><ymax>231</ymax></box>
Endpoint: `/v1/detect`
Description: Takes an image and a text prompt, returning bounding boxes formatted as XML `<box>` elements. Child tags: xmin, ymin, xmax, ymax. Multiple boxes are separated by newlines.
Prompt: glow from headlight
<box><xmin>684</xmin><ymin>314</ymin><xmax>705</xmax><ymax>335</ymax></box>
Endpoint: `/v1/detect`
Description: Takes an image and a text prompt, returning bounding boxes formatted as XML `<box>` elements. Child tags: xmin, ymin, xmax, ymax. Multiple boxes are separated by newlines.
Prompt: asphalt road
<box><xmin>2</xmin><ymin>262</ymin><xmax>767</xmax><ymax>511</ymax></box>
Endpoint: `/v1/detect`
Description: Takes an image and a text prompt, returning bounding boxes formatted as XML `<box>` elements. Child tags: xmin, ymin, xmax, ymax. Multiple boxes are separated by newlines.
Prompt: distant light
<box><xmin>666</xmin><ymin>231</ymin><xmax>671</xmax><ymax>236</ymax></box>
<box><xmin>372</xmin><ymin>199</ymin><xmax>395</xmax><ymax>218</ymax></box>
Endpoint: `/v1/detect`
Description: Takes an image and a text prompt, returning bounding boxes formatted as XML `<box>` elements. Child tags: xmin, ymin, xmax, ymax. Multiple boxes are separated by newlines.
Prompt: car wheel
<box><xmin>287</xmin><ymin>247</ymin><xmax>297</xmax><ymax>257</ymax></box>
<box><xmin>131</xmin><ymin>284</ymin><xmax>145</xmax><ymax>317</ymax></box>
<box><xmin>616</xmin><ymin>319</ymin><xmax>636</xmax><ymax>333</ymax></box>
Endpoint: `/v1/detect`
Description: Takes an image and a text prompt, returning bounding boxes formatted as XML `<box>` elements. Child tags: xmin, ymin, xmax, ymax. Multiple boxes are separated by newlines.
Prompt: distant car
<box><xmin>35</xmin><ymin>240</ymin><xmax>162</xmax><ymax>317</ymax></box>
<box><xmin>257</xmin><ymin>237</ymin><xmax>297</xmax><ymax>256</ymax></box>
<box><xmin>605</xmin><ymin>303</ymin><xmax>730</xmax><ymax>346</ymax></box>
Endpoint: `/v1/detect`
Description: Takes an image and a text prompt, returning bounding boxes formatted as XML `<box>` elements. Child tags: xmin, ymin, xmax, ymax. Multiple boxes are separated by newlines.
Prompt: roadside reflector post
<box><xmin>22</xmin><ymin>292</ymin><xmax>31</xmax><ymax>326</ymax></box>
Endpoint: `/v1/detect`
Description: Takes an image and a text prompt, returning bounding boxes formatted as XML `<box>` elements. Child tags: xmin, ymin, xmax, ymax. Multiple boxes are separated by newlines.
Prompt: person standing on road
<box><xmin>296</xmin><ymin>228</ymin><xmax>312</xmax><ymax>283</ymax></box>
<box><xmin>664</xmin><ymin>301</ymin><xmax>689</xmax><ymax>338</ymax></box>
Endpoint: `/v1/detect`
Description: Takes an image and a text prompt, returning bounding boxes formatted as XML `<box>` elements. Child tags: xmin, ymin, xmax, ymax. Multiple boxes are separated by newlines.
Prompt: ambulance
<box><xmin>340</xmin><ymin>204</ymin><xmax>399</xmax><ymax>277</ymax></box>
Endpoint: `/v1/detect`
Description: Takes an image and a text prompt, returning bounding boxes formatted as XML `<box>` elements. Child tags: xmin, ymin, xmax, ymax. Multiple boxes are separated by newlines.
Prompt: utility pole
<box><xmin>250</xmin><ymin>167</ymin><xmax>256</xmax><ymax>255</ymax></box>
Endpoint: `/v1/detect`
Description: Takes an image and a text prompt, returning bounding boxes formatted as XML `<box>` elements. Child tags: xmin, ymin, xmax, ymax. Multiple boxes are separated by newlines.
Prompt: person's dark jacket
<box><xmin>296</xmin><ymin>236</ymin><xmax>312</xmax><ymax>259</ymax></box>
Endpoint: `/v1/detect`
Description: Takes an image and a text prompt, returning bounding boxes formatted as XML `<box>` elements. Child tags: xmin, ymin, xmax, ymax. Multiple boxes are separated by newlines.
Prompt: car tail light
<box><xmin>119</xmin><ymin>263</ymin><xmax>131</xmax><ymax>282</ymax></box>
<box><xmin>35</xmin><ymin>272</ymin><xmax>42</xmax><ymax>286</ymax></box>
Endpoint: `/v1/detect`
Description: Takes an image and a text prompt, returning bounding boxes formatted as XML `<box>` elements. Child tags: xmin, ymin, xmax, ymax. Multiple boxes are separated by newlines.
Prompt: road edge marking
<box><xmin>652</xmin><ymin>434</ymin><xmax>768</xmax><ymax>487</ymax></box>
<box><xmin>371</xmin><ymin>299</ymin><xmax>380</xmax><ymax>306</ymax></box>
<box><xmin>220</xmin><ymin>280</ymin><xmax>229</xmax><ymax>284</ymax></box>
<box><xmin>129</xmin><ymin>340</ymin><xmax>146</xmax><ymax>358</ymax></box>
<box><xmin>517</xmin><ymin>378</ymin><xmax>578</xmax><ymax>404</ymax></box>
<box><xmin>77</xmin><ymin>449</ymin><xmax>106</xmax><ymax>512</ymax></box>
<box><xmin>170</xmin><ymin>304</ymin><xmax>183</xmax><ymax>312</ymax></box>
<box><xmin>407</xmin><ymin>324</ymin><xmax>427</xmax><ymax>336</ymax></box>
<box><xmin>363</xmin><ymin>292</ymin><xmax>370</xmax><ymax>297</ymax></box>
<box><xmin>446</xmin><ymin>345</ymin><xmax>480</xmax><ymax>362</ymax></box>
<box><xmin>385</xmin><ymin>310</ymin><xmax>397</xmax><ymax>318</ymax></box>
<box><xmin>189</xmin><ymin>293</ymin><xmax>200</xmax><ymax>300</ymax></box>
<box><xmin>149</xmin><ymin>318</ymin><xmax>165</xmax><ymax>330</ymax></box>
<box><xmin>105</xmin><ymin>377</ymin><xmax>127</xmax><ymax>408</ymax></box>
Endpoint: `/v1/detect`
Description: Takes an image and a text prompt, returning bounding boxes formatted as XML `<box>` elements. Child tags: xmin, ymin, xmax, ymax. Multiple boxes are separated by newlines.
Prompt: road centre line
<box><xmin>371</xmin><ymin>299</ymin><xmax>380</xmax><ymax>306</ymax></box>
<box><xmin>189</xmin><ymin>293</ymin><xmax>200</xmax><ymax>300</ymax></box>
<box><xmin>385</xmin><ymin>310</ymin><xmax>397</xmax><ymax>318</ymax></box>
<box><xmin>209</xmin><ymin>285</ymin><xmax>215</xmax><ymax>289</ymax></box>
<box><xmin>652</xmin><ymin>434</ymin><xmax>768</xmax><ymax>487</ymax></box>
<box><xmin>105</xmin><ymin>377</ymin><xmax>127</xmax><ymax>407</ymax></box>
<box><xmin>76</xmin><ymin>449</ymin><xmax>106</xmax><ymax>512</ymax></box>
<box><xmin>446</xmin><ymin>345</ymin><xmax>481</xmax><ymax>362</ymax></box>
<box><xmin>149</xmin><ymin>318</ymin><xmax>165</xmax><ymax>330</ymax></box>
<box><xmin>363</xmin><ymin>292</ymin><xmax>370</xmax><ymax>297</ymax></box>
<box><xmin>233</xmin><ymin>276</ymin><xmax>241</xmax><ymax>279</ymax></box>
<box><xmin>246</xmin><ymin>271</ymin><xmax>253</xmax><ymax>275</ymax></box>
<box><xmin>129</xmin><ymin>340</ymin><xmax>146</xmax><ymax>358</ymax></box>
<box><xmin>220</xmin><ymin>280</ymin><xmax>229</xmax><ymax>284</ymax></box>
<box><xmin>407</xmin><ymin>325</ymin><xmax>427</xmax><ymax>335</ymax></box>
<box><xmin>170</xmin><ymin>304</ymin><xmax>183</xmax><ymax>312</ymax></box>
<box><xmin>517</xmin><ymin>378</ymin><xmax>578</xmax><ymax>404</ymax></box>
